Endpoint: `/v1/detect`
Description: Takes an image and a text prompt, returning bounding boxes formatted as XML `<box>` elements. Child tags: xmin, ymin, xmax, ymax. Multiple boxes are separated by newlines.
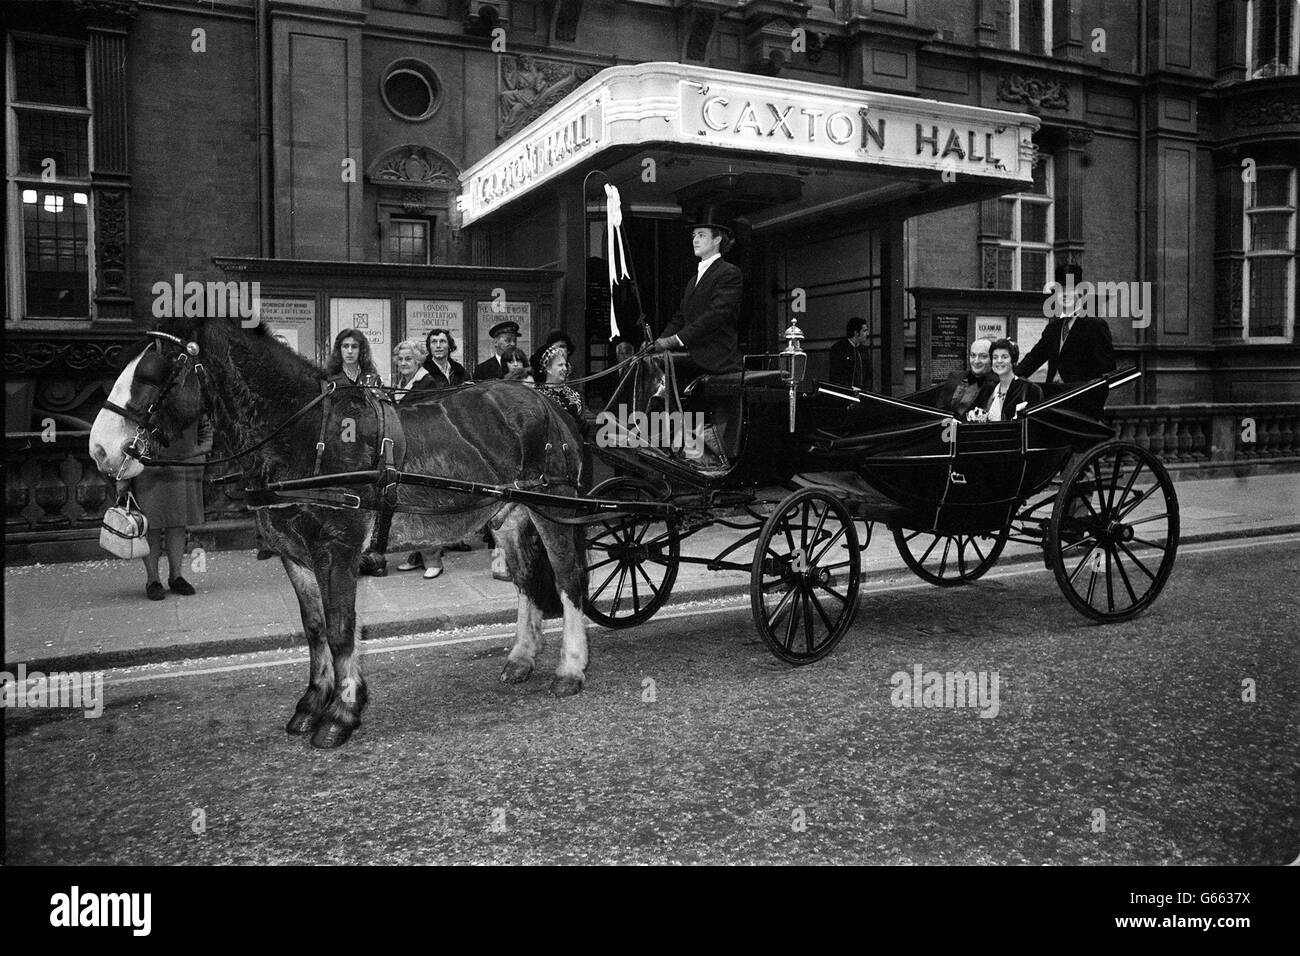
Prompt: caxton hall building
<box><xmin>4</xmin><ymin>0</ymin><xmax>1298</xmax><ymax>555</ymax></box>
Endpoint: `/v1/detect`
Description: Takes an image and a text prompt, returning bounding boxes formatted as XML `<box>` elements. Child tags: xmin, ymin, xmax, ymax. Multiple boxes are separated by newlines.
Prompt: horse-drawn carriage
<box><xmin>90</xmin><ymin>316</ymin><xmax>1177</xmax><ymax>747</ymax></box>
<box><xmin>582</xmin><ymin>325</ymin><xmax>1179</xmax><ymax>664</ymax></box>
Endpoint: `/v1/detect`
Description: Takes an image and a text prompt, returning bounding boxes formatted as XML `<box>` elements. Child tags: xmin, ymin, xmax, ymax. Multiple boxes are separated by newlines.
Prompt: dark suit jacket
<box><xmin>661</xmin><ymin>257</ymin><xmax>743</xmax><ymax>374</ymax></box>
<box><xmin>1015</xmin><ymin>313</ymin><xmax>1115</xmax><ymax>385</ymax></box>
<box><xmin>423</xmin><ymin>357</ymin><xmax>470</xmax><ymax>389</ymax></box>
<box><xmin>936</xmin><ymin>370</ymin><xmax>991</xmax><ymax>417</ymax></box>
<box><xmin>474</xmin><ymin>355</ymin><xmax>505</xmax><ymax>380</ymax></box>
<box><xmin>827</xmin><ymin>339</ymin><xmax>872</xmax><ymax>391</ymax></box>
<box><xmin>974</xmin><ymin>377</ymin><xmax>1042</xmax><ymax>420</ymax></box>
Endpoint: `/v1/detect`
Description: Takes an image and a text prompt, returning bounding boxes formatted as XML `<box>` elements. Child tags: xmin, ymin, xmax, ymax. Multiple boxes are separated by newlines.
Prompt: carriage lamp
<box><xmin>778</xmin><ymin>318</ymin><xmax>807</xmax><ymax>432</ymax></box>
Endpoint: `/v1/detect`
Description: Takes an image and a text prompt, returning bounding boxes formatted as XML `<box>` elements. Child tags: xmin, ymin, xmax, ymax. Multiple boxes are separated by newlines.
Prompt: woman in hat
<box><xmin>530</xmin><ymin>332</ymin><xmax>585</xmax><ymax>426</ymax></box>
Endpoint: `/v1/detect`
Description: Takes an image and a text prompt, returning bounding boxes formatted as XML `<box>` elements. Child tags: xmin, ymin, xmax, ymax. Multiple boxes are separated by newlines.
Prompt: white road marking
<box><xmin>98</xmin><ymin>533</ymin><xmax>1298</xmax><ymax>688</ymax></box>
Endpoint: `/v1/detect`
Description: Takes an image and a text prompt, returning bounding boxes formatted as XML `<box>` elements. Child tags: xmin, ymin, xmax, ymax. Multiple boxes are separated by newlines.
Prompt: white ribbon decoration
<box><xmin>605</xmin><ymin>183</ymin><xmax>631</xmax><ymax>341</ymax></box>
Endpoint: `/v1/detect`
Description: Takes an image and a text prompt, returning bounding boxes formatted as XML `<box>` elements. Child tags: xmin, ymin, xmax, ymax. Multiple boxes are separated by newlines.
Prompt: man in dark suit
<box><xmin>653</xmin><ymin>212</ymin><xmax>743</xmax><ymax>378</ymax></box>
<box><xmin>827</xmin><ymin>316</ymin><xmax>872</xmax><ymax>391</ymax></box>
<box><xmin>473</xmin><ymin>320</ymin><xmax>520</xmax><ymax>380</ymax></box>
<box><xmin>934</xmin><ymin>337</ymin><xmax>993</xmax><ymax>417</ymax></box>
<box><xmin>1016</xmin><ymin>263</ymin><xmax>1116</xmax><ymax>392</ymax></box>
<box><xmin>650</xmin><ymin>211</ymin><xmax>743</xmax><ymax>466</ymax></box>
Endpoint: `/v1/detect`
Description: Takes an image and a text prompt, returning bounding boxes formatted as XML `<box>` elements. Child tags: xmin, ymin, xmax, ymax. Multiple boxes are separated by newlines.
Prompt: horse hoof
<box><xmin>310</xmin><ymin>720</ymin><xmax>355</xmax><ymax>749</ymax></box>
<box><xmin>549</xmin><ymin>674</ymin><xmax>584</xmax><ymax>697</ymax></box>
<box><xmin>500</xmin><ymin>659</ymin><xmax>534</xmax><ymax>684</ymax></box>
<box><xmin>286</xmin><ymin>711</ymin><xmax>317</xmax><ymax>736</ymax></box>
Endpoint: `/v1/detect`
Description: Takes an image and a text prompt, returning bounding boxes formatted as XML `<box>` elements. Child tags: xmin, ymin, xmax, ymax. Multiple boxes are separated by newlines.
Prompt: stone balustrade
<box><xmin>5</xmin><ymin>401</ymin><xmax>1298</xmax><ymax>546</ymax></box>
<box><xmin>1104</xmin><ymin>403</ymin><xmax>1300</xmax><ymax>466</ymax></box>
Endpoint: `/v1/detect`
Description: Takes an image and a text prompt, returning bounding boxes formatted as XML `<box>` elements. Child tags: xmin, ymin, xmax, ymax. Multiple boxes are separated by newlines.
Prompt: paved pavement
<box><xmin>4</xmin><ymin>473</ymin><xmax>1297</xmax><ymax>672</ymax></box>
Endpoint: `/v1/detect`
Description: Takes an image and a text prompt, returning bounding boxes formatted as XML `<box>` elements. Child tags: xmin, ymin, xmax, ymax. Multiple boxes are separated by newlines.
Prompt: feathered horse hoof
<box><xmin>285</xmin><ymin>711</ymin><xmax>317</xmax><ymax>736</ymax></box>
<box><xmin>310</xmin><ymin>719</ymin><xmax>356</xmax><ymax>749</ymax></box>
<box><xmin>549</xmin><ymin>674</ymin><xmax>584</xmax><ymax>697</ymax></box>
<box><xmin>499</xmin><ymin>658</ymin><xmax>534</xmax><ymax>684</ymax></box>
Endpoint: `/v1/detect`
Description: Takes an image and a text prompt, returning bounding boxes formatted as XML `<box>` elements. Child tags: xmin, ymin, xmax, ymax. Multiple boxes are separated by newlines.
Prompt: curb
<box><xmin>7</xmin><ymin>524</ymin><xmax>1298</xmax><ymax>675</ymax></box>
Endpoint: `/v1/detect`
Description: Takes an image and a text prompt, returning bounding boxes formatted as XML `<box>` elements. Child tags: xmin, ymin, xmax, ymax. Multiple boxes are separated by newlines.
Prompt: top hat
<box><xmin>689</xmin><ymin>206</ymin><xmax>734</xmax><ymax>236</ymax></box>
<box><xmin>488</xmin><ymin>320</ymin><xmax>521</xmax><ymax>339</ymax></box>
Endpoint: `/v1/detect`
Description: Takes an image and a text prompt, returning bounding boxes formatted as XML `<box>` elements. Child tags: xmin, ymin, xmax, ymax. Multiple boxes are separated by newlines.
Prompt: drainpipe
<box><xmin>1135</xmin><ymin>0</ymin><xmax>1148</xmax><ymax>403</ymax></box>
<box><xmin>256</xmin><ymin>0</ymin><xmax>274</xmax><ymax>258</ymax></box>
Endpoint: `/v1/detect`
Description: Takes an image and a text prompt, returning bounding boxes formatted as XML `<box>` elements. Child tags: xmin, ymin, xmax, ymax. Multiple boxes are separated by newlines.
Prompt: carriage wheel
<box><xmin>751</xmin><ymin>488</ymin><xmax>861</xmax><ymax>665</ymax></box>
<box><xmin>892</xmin><ymin>525</ymin><xmax>1009</xmax><ymax>587</ymax></box>
<box><xmin>584</xmin><ymin>477</ymin><xmax>679</xmax><ymax>629</ymax></box>
<box><xmin>1047</xmin><ymin>441</ymin><xmax>1179</xmax><ymax>623</ymax></box>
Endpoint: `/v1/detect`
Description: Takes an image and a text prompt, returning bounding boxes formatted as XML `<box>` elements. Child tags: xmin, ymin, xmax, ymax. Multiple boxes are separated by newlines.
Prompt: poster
<box><xmin>258</xmin><ymin>296</ymin><xmax>316</xmax><ymax>360</ymax></box>
<box><xmin>330</xmin><ymin>297</ymin><xmax>392</xmax><ymax>384</ymax></box>
<box><xmin>405</xmin><ymin>300</ymin><xmax>465</xmax><ymax>355</ymax></box>
<box><xmin>475</xmin><ymin>300</ymin><xmax>532</xmax><ymax>368</ymax></box>
<box><xmin>1016</xmin><ymin>316</ymin><xmax>1049</xmax><ymax>383</ymax></box>
<box><xmin>975</xmin><ymin>315</ymin><xmax>1007</xmax><ymax>343</ymax></box>
<box><xmin>930</xmin><ymin>313</ymin><xmax>967</xmax><ymax>384</ymax></box>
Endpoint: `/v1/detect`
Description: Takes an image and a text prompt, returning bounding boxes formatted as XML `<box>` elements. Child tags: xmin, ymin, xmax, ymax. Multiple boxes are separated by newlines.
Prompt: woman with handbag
<box><xmin>128</xmin><ymin>414</ymin><xmax>213</xmax><ymax>600</ymax></box>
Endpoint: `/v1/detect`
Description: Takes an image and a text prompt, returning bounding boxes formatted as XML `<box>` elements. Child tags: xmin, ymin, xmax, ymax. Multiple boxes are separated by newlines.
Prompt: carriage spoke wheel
<box><xmin>1048</xmin><ymin>440</ymin><xmax>1179</xmax><ymax>623</ymax></box>
<box><xmin>584</xmin><ymin>477</ymin><xmax>679</xmax><ymax>629</ymax></box>
<box><xmin>752</xmin><ymin>488</ymin><xmax>861</xmax><ymax>665</ymax></box>
<box><xmin>892</xmin><ymin>525</ymin><xmax>1009</xmax><ymax>587</ymax></box>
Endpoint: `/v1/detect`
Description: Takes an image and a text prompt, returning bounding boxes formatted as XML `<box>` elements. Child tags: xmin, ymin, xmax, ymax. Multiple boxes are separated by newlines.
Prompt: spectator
<box><xmin>361</xmin><ymin>339</ymin><xmax>436</xmax><ymax>577</ymax></box>
<box><xmin>131</xmin><ymin>415</ymin><xmax>213</xmax><ymax>600</ymax></box>
<box><xmin>474</xmin><ymin>320</ymin><xmax>521</xmax><ymax>380</ymax></box>
<box><xmin>501</xmin><ymin>346</ymin><xmax>530</xmax><ymax>382</ymax></box>
<box><xmin>531</xmin><ymin>334</ymin><xmax>585</xmax><ymax>426</ymax></box>
<box><xmin>326</xmin><ymin>328</ymin><xmax>379</xmax><ymax>387</ymax></box>
<box><xmin>828</xmin><ymin>317</ymin><xmax>872</xmax><ymax>391</ymax></box>
<box><xmin>422</xmin><ymin>328</ymin><xmax>470</xmax><ymax>388</ymax></box>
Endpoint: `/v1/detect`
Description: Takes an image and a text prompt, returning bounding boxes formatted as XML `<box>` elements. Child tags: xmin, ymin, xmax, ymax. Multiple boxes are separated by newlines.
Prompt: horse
<box><xmin>89</xmin><ymin>316</ymin><xmax>590</xmax><ymax>748</ymax></box>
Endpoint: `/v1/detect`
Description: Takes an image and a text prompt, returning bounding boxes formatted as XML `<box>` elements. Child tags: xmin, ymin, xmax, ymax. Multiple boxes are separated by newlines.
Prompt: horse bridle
<box><xmin>102</xmin><ymin>331</ymin><xmax>204</xmax><ymax>478</ymax></box>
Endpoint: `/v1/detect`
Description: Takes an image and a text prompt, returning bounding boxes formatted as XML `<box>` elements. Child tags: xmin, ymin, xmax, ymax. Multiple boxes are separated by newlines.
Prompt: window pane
<box><xmin>1251</xmin><ymin>0</ymin><xmax>1296</xmax><ymax>76</ymax></box>
<box><xmin>13</xmin><ymin>40</ymin><xmax>86</xmax><ymax>106</ymax></box>
<box><xmin>995</xmin><ymin>248</ymin><xmax>1015</xmax><ymax>289</ymax></box>
<box><xmin>1018</xmin><ymin>0</ymin><xmax>1045</xmax><ymax>54</ymax></box>
<box><xmin>1246</xmin><ymin>257</ymin><xmax>1290</xmax><ymax>337</ymax></box>
<box><xmin>17</xmin><ymin>112</ymin><xmax>91</xmax><ymax>178</ymax></box>
<box><xmin>1020</xmin><ymin>250</ymin><xmax>1048</xmax><ymax>292</ymax></box>
<box><xmin>22</xmin><ymin>187</ymin><xmax>90</xmax><ymax>317</ymax></box>
<box><xmin>996</xmin><ymin>199</ymin><xmax>1016</xmax><ymax>239</ymax></box>
<box><xmin>1028</xmin><ymin>159</ymin><xmax>1050</xmax><ymax>195</ymax></box>
<box><xmin>1021</xmin><ymin>202</ymin><xmax>1049</xmax><ymax>243</ymax></box>
<box><xmin>385</xmin><ymin>219</ymin><xmax>429</xmax><ymax>264</ymax></box>
<box><xmin>1249</xmin><ymin>211</ymin><xmax>1294</xmax><ymax>251</ymax></box>
<box><xmin>1252</xmin><ymin>168</ymin><xmax>1291</xmax><ymax>208</ymax></box>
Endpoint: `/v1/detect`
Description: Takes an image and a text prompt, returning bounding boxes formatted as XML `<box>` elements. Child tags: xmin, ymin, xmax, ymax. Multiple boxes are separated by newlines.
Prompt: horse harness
<box><xmin>119</xmin><ymin>332</ymin><xmax>590</xmax><ymax>521</ymax></box>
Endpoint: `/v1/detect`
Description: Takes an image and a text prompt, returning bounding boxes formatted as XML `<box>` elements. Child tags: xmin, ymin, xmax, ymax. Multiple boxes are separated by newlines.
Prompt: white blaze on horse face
<box><xmin>89</xmin><ymin>351</ymin><xmax>146</xmax><ymax>479</ymax></box>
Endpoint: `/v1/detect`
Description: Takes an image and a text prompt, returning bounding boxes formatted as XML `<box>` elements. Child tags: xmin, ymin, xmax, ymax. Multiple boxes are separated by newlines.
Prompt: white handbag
<box><xmin>100</xmin><ymin>491</ymin><xmax>150</xmax><ymax>559</ymax></box>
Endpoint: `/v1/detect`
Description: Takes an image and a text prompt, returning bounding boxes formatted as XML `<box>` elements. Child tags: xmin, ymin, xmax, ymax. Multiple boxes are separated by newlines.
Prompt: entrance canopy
<box><xmin>459</xmin><ymin>62</ymin><xmax>1041</xmax><ymax>230</ymax></box>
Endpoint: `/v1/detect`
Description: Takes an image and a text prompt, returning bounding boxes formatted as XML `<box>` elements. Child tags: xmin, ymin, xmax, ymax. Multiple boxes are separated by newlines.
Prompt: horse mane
<box><xmin>160</xmin><ymin>317</ymin><xmax>327</xmax><ymax>475</ymax></box>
